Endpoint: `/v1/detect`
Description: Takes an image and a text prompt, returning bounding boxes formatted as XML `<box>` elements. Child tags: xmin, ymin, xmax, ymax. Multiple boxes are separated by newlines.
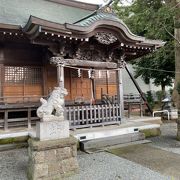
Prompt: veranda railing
<box><xmin>66</xmin><ymin>104</ymin><xmax>121</xmax><ymax>129</ymax></box>
<box><xmin>0</xmin><ymin>103</ymin><xmax>121</xmax><ymax>131</ymax></box>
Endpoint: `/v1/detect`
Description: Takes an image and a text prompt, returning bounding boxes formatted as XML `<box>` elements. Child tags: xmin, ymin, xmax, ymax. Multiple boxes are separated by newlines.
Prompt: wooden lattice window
<box><xmin>5</xmin><ymin>66</ymin><xmax>42</xmax><ymax>84</ymax></box>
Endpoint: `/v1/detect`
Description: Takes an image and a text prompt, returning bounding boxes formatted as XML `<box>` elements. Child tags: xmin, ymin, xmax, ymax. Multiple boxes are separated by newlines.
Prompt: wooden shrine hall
<box><xmin>0</xmin><ymin>0</ymin><xmax>164</xmax><ymax>130</ymax></box>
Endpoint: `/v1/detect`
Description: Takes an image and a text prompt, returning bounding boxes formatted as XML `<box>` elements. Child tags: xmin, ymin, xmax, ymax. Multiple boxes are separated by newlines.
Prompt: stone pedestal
<box><xmin>27</xmin><ymin>137</ymin><xmax>79</xmax><ymax>180</ymax></box>
<box><xmin>36</xmin><ymin>120</ymin><xmax>69</xmax><ymax>141</ymax></box>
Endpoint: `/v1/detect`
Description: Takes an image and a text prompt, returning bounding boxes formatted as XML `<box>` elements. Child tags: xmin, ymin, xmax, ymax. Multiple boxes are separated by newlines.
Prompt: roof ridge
<box><xmin>46</xmin><ymin>0</ymin><xmax>99</xmax><ymax>11</ymax></box>
<box><xmin>73</xmin><ymin>11</ymin><xmax>97</xmax><ymax>24</ymax></box>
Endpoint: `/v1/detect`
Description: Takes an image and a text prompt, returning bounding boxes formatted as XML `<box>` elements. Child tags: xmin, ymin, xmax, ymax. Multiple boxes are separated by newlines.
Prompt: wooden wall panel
<box><xmin>3</xmin><ymin>43</ymin><xmax>43</xmax><ymax>65</ymax></box>
<box><xmin>46</xmin><ymin>65</ymin><xmax>58</xmax><ymax>94</ymax></box>
<box><xmin>3</xmin><ymin>84</ymin><xmax>24</xmax><ymax>96</ymax></box>
<box><xmin>24</xmin><ymin>85</ymin><xmax>43</xmax><ymax>96</ymax></box>
<box><xmin>3</xmin><ymin>84</ymin><xmax>43</xmax><ymax>103</ymax></box>
<box><xmin>3</xmin><ymin>84</ymin><xmax>24</xmax><ymax>103</ymax></box>
<box><xmin>64</xmin><ymin>77</ymin><xmax>71</xmax><ymax>100</ymax></box>
<box><xmin>96</xmin><ymin>84</ymin><xmax>117</xmax><ymax>99</ymax></box>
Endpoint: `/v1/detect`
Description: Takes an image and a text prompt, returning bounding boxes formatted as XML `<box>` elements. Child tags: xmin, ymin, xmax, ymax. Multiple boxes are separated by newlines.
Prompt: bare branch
<box><xmin>163</xmin><ymin>25</ymin><xmax>180</xmax><ymax>45</ymax></box>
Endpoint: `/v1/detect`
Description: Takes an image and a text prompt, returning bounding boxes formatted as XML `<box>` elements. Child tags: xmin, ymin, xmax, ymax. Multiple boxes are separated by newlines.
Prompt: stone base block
<box><xmin>140</xmin><ymin>128</ymin><xmax>161</xmax><ymax>138</ymax></box>
<box><xmin>36</xmin><ymin>120</ymin><xmax>69</xmax><ymax>141</ymax></box>
<box><xmin>27</xmin><ymin>137</ymin><xmax>79</xmax><ymax>180</ymax></box>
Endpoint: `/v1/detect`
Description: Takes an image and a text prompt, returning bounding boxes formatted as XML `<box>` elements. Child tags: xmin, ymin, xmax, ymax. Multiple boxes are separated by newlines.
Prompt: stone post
<box><xmin>27</xmin><ymin>57</ymin><xmax>79</xmax><ymax>180</ymax></box>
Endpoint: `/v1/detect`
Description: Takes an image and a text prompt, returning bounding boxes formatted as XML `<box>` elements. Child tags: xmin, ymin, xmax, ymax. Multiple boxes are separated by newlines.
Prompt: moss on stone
<box><xmin>177</xmin><ymin>134</ymin><xmax>180</xmax><ymax>141</ymax></box>
<box><xmin>140</xmin><ymin>128</ymin><xmax>161</xmax><ymax>138</ymax></box>
<box><xmin>76</xmin><ymin>141</ymin><xmax>80</xmax><ymax>150</ymax></box>
<box><xmin>0</xmin><ymin>136</ymin><xmax>28</xmax><ymax>145</ymax></box>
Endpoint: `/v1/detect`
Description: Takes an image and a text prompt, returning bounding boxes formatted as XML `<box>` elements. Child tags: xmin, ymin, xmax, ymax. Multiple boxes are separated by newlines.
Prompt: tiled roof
<box><xmin>0</xmin><ymin>0</ymin><xmax>93</xmax><ymax>27</ymax></box>
<box><xmin>74</xmin><ymin>12</ymin><xmax>123</xmax><ymax>26</ymax></box>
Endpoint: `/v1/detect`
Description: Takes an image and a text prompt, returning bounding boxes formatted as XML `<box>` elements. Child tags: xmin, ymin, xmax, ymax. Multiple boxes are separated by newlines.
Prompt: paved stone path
<box><xmin>108</xmin><ymin>144</ymin><xmax>180</xmax><ymax>178</ymax></box>
<box><xmin>108</xmin><ymin>122</ymin><xmax>180</xmax><ymax>179</ymax></box>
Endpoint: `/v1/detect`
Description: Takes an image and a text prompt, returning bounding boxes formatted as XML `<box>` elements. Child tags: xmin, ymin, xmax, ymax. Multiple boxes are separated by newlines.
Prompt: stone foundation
<box><xmin>27</xmin><ymin>137</ymin><xmax>79</xmax><ymax>180</ymax></box>
<box><xmin>140</xmin><ymin>128</ymin><xmax>161</xmax><ymax>138</ymax></box>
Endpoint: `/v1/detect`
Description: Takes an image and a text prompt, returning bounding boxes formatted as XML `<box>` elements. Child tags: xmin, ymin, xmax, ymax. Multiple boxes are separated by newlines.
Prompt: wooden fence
<box><xmin>66</xmin><ymin>104</ymin><xmax>121</xmax><ymax>129</ymax></box>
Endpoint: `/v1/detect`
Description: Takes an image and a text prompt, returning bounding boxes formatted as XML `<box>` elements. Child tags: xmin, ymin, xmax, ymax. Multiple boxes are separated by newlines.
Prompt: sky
<box><xmin>74</xmin><ymin>0</ymin><xmax>131</xmax><ymax>6</ymax></box>
<box><xmin>76</xmin><ymin>0</ymin><xmax>106</xmax><ymax>5</ymax></box>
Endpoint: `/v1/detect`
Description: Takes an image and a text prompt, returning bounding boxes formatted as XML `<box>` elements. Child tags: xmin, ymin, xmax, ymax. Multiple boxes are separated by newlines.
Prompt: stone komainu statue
<box><xmin>37</xmin><ymin>87</ymin><xmax>68</xmax><ymax>119</ymax></box>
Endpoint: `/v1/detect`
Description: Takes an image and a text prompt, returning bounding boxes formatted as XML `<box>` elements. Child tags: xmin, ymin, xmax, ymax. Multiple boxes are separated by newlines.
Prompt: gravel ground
<box><xmin>0</xmin><ymin>122</ymin><xmax>179</xmax><ymax>180</ymax></box>
<box><xmin>0</xmin><ymin>148</ymin><xmax>28</xmax><ymax>180</ymax></box>
<box><xmin>0</xmin><ymin>149</ymin><xmax>170</xmax><ymax>180</ymax></box>
<box><xmin>67</xmin><ymin>152</ymin><xmax>170</xmax><ymax>180</ymax></box>
<box><xmin>150</xmin><ymin>122</ymin><xmax>180</xmax><ymax>154</ymax></box>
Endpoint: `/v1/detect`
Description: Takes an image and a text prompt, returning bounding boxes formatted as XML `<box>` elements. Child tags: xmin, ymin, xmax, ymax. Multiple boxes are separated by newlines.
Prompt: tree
<box><xmin>171</xmin><ymin>0</ymin><xmax>180</xmax><ymax>109</ymax></box>
<box><xmin>169</xmin><ymin>0</ymin><xmax>180</xmax><ymax>140</ymax></box>
<box><xmin>113</xmin><ymin>0</ymin><xmax>175</xmax><ymax>97</ymax></box>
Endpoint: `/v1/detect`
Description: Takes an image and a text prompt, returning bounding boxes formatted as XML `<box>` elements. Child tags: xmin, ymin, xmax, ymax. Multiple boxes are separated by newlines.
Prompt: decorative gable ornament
<box><xmin>95</xmin><ymin>32</ymin><xmax>118</xmax><ymax>45</ymax></box>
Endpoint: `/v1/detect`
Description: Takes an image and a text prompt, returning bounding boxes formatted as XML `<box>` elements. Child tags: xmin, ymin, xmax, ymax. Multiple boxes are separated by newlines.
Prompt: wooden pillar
<box><xmin>117</xmin><ymin>68</ymin><xmax>124</xmax><ymax>118</ymax></box>
<box><xmin>50</xmin><ymin>57</ymin><xmax>65</xmax><ymax>88</ymax></box>
<box><xmin>57</xmin><ymin>65</ymin><xmax>64</xmax><ymax>88</ymax></box>
<box><xmin>42</xmin><ymin>65</ymin><xmax>47</xmax><ymax>96</ymax></box>
<box><xmin>0</xmin><ymin>64</ymin><xmax>3</xmax><ymax>97</ymax></box>
<box><xmin>106</xmin><ymin>70</ymin><xmax>109</xmax><ymax>94</ymax></box>
<box><xmin>117</xmin><ymin>57</ymin><xmax>126</xmax><ymax>121</ymax></box>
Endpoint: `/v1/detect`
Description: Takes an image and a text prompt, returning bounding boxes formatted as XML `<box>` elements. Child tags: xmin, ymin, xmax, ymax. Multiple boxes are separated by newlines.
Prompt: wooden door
<box><xmin>45</xmin><ymin>67</ymin><xmax>92</xmax><ymax>102</ymax></box>
<box><xmin>69</xmin><ymin>69</ymin><xmax>92</xmax><ymax>102</ymax></box>
<box><xmin>71</xmin><ymin>78</ymin><xmax>91</xmax><ymax>101</ymax></box>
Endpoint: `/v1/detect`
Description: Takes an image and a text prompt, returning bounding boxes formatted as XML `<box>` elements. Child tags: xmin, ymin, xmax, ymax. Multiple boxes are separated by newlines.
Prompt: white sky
<box><xmin>74</xmin><ymin>0</ymin><xmax>131</xmax><ymax>6</ymax></box>
<box><xmin>74</xmin><ymin>0</ymin><xmax>106</xmax><ymax>5</ymax></box>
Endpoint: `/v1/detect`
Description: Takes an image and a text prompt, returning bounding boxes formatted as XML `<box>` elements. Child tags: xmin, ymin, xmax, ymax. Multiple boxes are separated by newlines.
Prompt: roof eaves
<box><xmin>23</xmin><ymin>16</ymin><xmax>66</xmax><ymax>33</ymax></box>
<box><xmin>67</xmin><ymin>18</ymin><xmax>145</xmax><ymax>42</ymax></box>
<box><xmin>0</xmin><ymin>23</ymin><xmax>21</xmax><ymax>30</ymax></box>
<box><xmin>140</xmin><ymin>39</ymin><xmax>166</xmax><ymax>48</ymax></box>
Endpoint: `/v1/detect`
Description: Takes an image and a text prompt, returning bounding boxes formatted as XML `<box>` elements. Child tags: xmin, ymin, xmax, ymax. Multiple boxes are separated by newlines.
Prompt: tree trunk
<box><xmin>172</xmin><ymin>1</ymin><xmax>180</xmax><ymax>109</ymax></box>
<box><xmin>173</xmin><ymin>28</ymin><xmax>180</xmax><ymax>109</ymax></box>
<box><xmin>161</xmin><ymin>84</ymin><xmax>166</xmax><ymax>100</ymax></box>
<box><xmin>173</xmin><ymin>0</ymin><xmax>180</xmax><ymax>140</ymax></box>
<box><xmin>167</xmin><ymin>0</ymin><xmax>180</xmax><ymax>140</ymax></box>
